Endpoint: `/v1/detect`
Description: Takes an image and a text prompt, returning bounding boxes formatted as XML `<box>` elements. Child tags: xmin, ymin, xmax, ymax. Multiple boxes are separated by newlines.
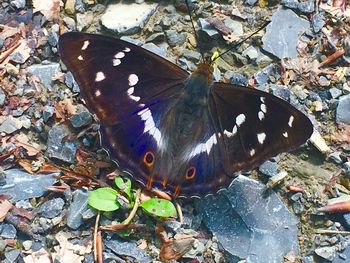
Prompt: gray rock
<box><xmin>101</xmin><ymin>2</ymin><xmax>158</xmax><ymax>34</ymax></box>
<box><xmin>329</xmin><ymin>151</ymin><xmax>343</xmax><ymax>164</ymax></box>
<box><xmin>223</xmin><ymin>17</ymin><xmax>243</xmax><ymax>36</ymax></box>
<box><xmin>0</xmin><ymin>169</ymin><xmax>57</xmax><ymax>201</ymax></box>
<box><xmin>9</xmin><ymin>51</ymin><xmax>28</xmax><ymax>64</ymax></box>
<box><xmin>329</xmin><ymin>87</ymin><xmax>342</xmax><ymax>99</ymax></box>
<box><xmin>298</xmin><ymin>0</ymin><xmax>315</xmax><ymax>13</ymax></box>
<box><xmin>254</xmin><ymin>64</ymin><xmax>276</xmax><ymax>86</ymax></box>
<box><xmin>22</xmin><ymin>240</ymin><xmax>33</xmax><ymax>251</ymax></box>
<box><xmin>242</xmin><ymin>46</ymin><xmax>259</xmax><ymax>60</ymax></box>
<box><xmin>67</xmin><ymin>189</ymin><xmax>89</xmax><ymax>230</ymax></box>
<box><xmin>262</xmin><ymin>8</ymin><xmax>309</xmax><ymax>59</ymax></box>
<box><xmin>104</xmin><ymin>238</ymin><xmax>152</xmax><ymax>263</ymax></box>
<box><xmin>120</xmin><ymin>36</ymin><xmax>143</xmax><ymax>46</ymax></box>
<box><xmin>4</xmin><ymin>249</ymin><xmax>20</xmax><ymax>262</ymax></box>
<box><xmin>311</xmin><ymin>13</ymin><xmax>325</xmax><ymax>33</ymax></box>
<box><xmin>292</xmin><ymin>200</ymin><xmax>304</xmax><ymax>214</ymax></box>
<box><xmin>183</xmin><ymin>49</ymin><xmax>202</xmax><ymax>62</ymax></box>
<box><xmin>0</xmin><ymin>38</ymin><xmax>4</xmax><ymax>49</ymax></box>
<box><xmin>333</xmin><ymin>243</ymin><xmax>350</xmax><ymax>262</ymax></box>
<box><xmin>10</xmin><ymin>0</ymin><xmax>26</xmax><ymax>9</ymax></box>
<box><xmin>336</xmin><ymin>94</ymin><xmax>350</xmax><ymax>124</ymax></box>
<box><xmin>48</xmin><ymin>30</ymin><xmax>59</xmax><ymax>47</ymax></box>
<box><xmin>141</xmin><ymin>43</ymin><xmax>167</xmax><ymax>58</ymax></box>
<box><xmin>344</xmin><ymin>162</ymin><xmax>350</xmax><ymax>177</ymax></box>
<box><xmin>166</xmin><ymin>30</ymin><xmax>187</xmax><ymax>47</ymax></box>
<box><xmin>0</xmin><ymin>88</ymin><xmax>5</xmax><ymax>106</ymax></box>
<box><xmin>43</xmin><ymin>105</ymin><xmax>55</xmax><ymax>122</ymax></box>
<box><xmin>281</xmin><ymin>0</ymin><xmax>299</xmax><ymax>9</ymax></box>
<box><xmin>301</xmin><ymin>256</ymin><xmax>315</xmax><ymax>263</ymax></box>
<box><xmin>198</xmin><ymin>18</ymin><xmax>220</xmax><ymax>38</ymax></box>
<box><xmin>70</xmin><ymin>111</ymin><xmax>92</xmax><ymax>128</ymax></box>
<box><xmin>270</xmin><ymin>84</ymin><xmax>291</xmax><ymax>101</ymax></box>
<box><xmin>195</xmin><ymin>175</ymin><xmax>299</xmax><ymax>262</ymax></box>
<box><xmin>0</xmin><ymin>223</ymin><xmax>17</xmax><ymax>239</ymax></box>
<box><xmin>46</xmin><ymin>124</ymin><xmax>79</xmax><ymax>163</ymax></box>
<box><xmin>64</xmin><ymin>71</ymin><xmax>80</xmax><ymax>93</ymax></box>
<box><xmin>315</xmin><ymin>246</ymin><xmax>336</xmax><ymax>261</ymax></box>
<box><xmin>0</xmin><ymin>240</ymin><xmax>5</xmax><ymax>251</ymax></box>
<box><xmin>27</xmin><ymin>63</ymin><xmax>60</xmax><ymax>88</ymax></box>
<box><xmin>38</xmin><ymin>197</ymin><xmax>65</xmax><ymax>219</ymax></box>
<box><xmin>76</xmin><ymin>11</ymin><xmax>94</xmax><ymax>32</ymax></box>
<box><xmin>145</xmin><ymin>32</ymin><xmax>165</xmax><ymax>43</ymax></box>
<box><xmin>245</xmin><ymin>0</ymin><xmax>258</xmax><ymax>5</ymax></box>
<box><xmin>259</xmin><ymin>160</ymin><xmax>278</xmax><ymax>177</ymax></box>
<box><xmin>225</xmin><ymin>72</ymin><xmax>248</xmax><ymax>87</ymax></box>
<box><xmin>0</xmin><ymin>116</ymin><xmax>22</xmax><ymax>134</ymax></box>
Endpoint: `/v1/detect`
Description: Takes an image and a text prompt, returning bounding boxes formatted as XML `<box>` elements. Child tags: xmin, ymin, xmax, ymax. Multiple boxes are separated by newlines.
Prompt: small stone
<box><xmin>0</xmin><ymin>240</ymin><xmax>6</xmax><ymax>251</ymax></box>
<box><xmin>301</xmin><ymin>256</ymin><xmax>315</xmax><ymax>263</ymax></box>
<box><xmin>0</xmin><ymin>116</ymin><xmax>22</xmax><ymax>134</ymax></box>
<box><xmin>223</xmin><ymin>17</ymin><xmax>243</xmax><ymax>36</ymax></box>
<box><xmin>309</xmin><ymin>130</ymin><xmax>331</xmax><ymax>154</ymax></box>
<box><xmin>291</xmin><ymin>85</ymin><xmax>308</xmax><ymax>100</ymax></box>
<box><xmin>64</xmin><ymin>0</ymin><xmax>76</xmax><ymax>14</ymax></box>
<box><xmin>0</xmin><ymin>223</ymin><xmax>17</xmax><ymax>239</ymax></box>
<box><xmin>64</xmin><ymin>71</ymin><xmax>80</xmax><ymax>93</ymax></box>
<box><xmin>46</xmin><ymin>124</ymin><xmax>79</xmax><ymax>163</ymax></box>
<box><xmin>0</xmin><ymin>88</ymin><xmax>5</xmax><ymax>106</ymax></box>
<box><xmin>27</xmin><ymin>63</ymin><xmax>60</xmax><ymax>88</ymax></box>
<box><xmin>315</xmin><ymin>246</ymin><xmax>336</xmax><ymax>261</ymax></box>
<box><xmin>43</xmin><ymin>105</ymin><xmax>55</xmax><ymax>122</ymax></box>
<box><xmin>145</xmin><ymin>32</ymin><xmax>165</xmax><ymax>43</ymax></box>
<box><xmin>5</xmin><ymin>249</ymin><xmax>20</xmax><ymax>262</ymax></box>
<box><xmin>319</xmin><ymin>76</ymin><xmax>331</xmax><ymax>87</ymax></box>
<box><xmin>22</xmin><ymin>240</ymin><xmax>33</xmax><ymax>251</ymax></box>
<box><xmin>245</xmin><ymin>0</ymin><xmax>258</xmax><ymax>5</ymax></box>
<box><xmin>48</xmin><ymin>30</ymin><xmax>59</xmax><ymax>47</ymax></box>
<box><xmin>259</xmin><ymin>160</ymin><xmax>278</xmax><ymax>177</ymax></box>
<box><xmin>38</xmin><ymin>197</ymin><xmax>65</xmax><ymax>219</ymax></box>
<box><xmin>10</xmin><ymin>0</ymin><xmax>26</xmax><ymax>9</ymax></box>
<box><xmin>67</xmin><ymin>189</ymin><xmax>89</xmax><ymax>230</ymax></box>
<box><xmin>183</xmin><ymin>49</ymin><xmax>201</xmax><ymax>62</ymax></box>
<box><xmin>298</xmin><ymin>0</ymin><xmax>315</xmax><ymax>13</ymax></box>
<box><xmin>329</xmin><ymin>87</ymin><xmax>342</xmax><ymax>99</ymax></box>
<box><xmin>164</xmin><ymin>221</ymin><xmax>182</xmax><ymax>233</ymax></box>
<box><xmin>311</xmin><ymin>14</ymin><xmax>325</xmax><ymax>33</ymax></box>
<box><xmin>329</xmin><ymin>151</ymin><xmax>343</xmax><ymax>164</ymax></box>
<box><xmin>101</xmin><ymin>2</ymin><xmax>158</xmax><ymax>34</ymax></box>
<box><xmin>336</xmin><ymin>94</ymin><xmax>350</xmax><ymax>124</ymax></box>
<box><xmin>198</xmin><ymin>18</ymin><xmax>220</xmax><ymax>38</ymax></box>
<box><xmin>76</xmin><ymin>11</ymin><xmax>94</xmax><ymax>31</ymax></box>
<box><xmin>70</xmin><ymin>111</ymin><xmax>92</xmax><ymax>128</ymax></box>
<box><xmin>292</xmin><ymin>200</ymin><xmax>304</xmax><ymax>214</ymax></box>
<box><xmin>242</xmin><ymin>46</ymin><xmax>259</xmax><ymax>60</ymax></box>
<box><xmin>290</xmin><ymin>193</ymin><xmax>303</xmax><ymax>202</ymax></box>
<box><xmin>142</xmin><ymin>43</ymin><xmax>167</xmax><ymax>58</ymax></box>
<box><xmin>314</xmin><ymin>100</ymin><xmax>323</xmax><ymax>111</ymax></box>
<box><xmin>166</xmin><ymin>30</ymin><xmax>187</xmax><ymax>46</ymax></box>
<box><xmin>344</xmin><ymin>162</ymin><xmax>350</xmax><ymax>176</ymax></box>
<box><xmin>226</xmin><ymin>72</ymin><xmax>248</xmax><ymax>87</ymax></box>
<box><xmin>254</xmin><ymin>64</ymin><xmax>276</xmax><ymax>86</ymax></box>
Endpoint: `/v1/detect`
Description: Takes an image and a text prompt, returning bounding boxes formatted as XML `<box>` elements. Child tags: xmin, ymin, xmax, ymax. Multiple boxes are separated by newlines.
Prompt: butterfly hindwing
<box><xmin>208</xmin><ymin>83</ymin><xmax>313</xmax><ymax>173</ymax></box>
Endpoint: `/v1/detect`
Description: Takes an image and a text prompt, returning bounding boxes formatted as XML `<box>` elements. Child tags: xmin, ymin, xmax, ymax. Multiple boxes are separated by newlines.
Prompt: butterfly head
<box><xmin>192</xmin><ymin>61</ymin><xmax>214</xmax><ymax>84</ymax></box>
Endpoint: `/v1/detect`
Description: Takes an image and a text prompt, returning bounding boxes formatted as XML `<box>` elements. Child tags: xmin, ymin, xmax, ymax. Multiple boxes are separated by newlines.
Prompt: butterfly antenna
<box><xmin>185</xmin><ymin>0</ymin><xmax>205</xmax><ymax>62</ymax></box>
<box><xmin>212</xmin><ymin>20</ymin><xmax>271</xmax><ymax>63</ymax></box>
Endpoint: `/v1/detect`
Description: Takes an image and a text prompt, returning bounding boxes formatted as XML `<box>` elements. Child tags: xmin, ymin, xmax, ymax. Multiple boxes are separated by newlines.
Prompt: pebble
<box><xmin>262</xmin><ymin>8</ymin><xmax>309</xmax><ymax>59</ymax></box>
<box><xmin>242</xmin><ymin>46</ymin><xmax>259</xmax><ymax>60</ymax></box>
<box><xmin>226</xmin><ymin>72</ymin><xmax>248</xmax><ymax>87</ymax></box>
<box><xmin>301</xmin><ymin>255</ymin><xmax>315</xmax><ymax>263</ymax></box>
<box><xmin>223</xmin><ymin>17</ymin><xmax>243</xmax><ymax>36</ymax></box>
<box><xmin>198</xmin><ymin>18</ymin><xmax>220</xmax><ymax>38</ymax></box>
<box><xmin>344</xmin><ymin>162</ymin><xmax>350</xmax><ymax>176</ymax></box>
<box><xmin>101</xmin><ymin>2</ymin><xmax>158</xmax><ymax>34</ymax></box>
<box><xmin>259</xmin><ymin>160</ymin><xmax>278</xmax><ymax>177</ymax></box>
<box><xmin>64</xmin><ymin>71</ymin><xmax>80</xmax><ymax>93</ymax></box>
<box><xmin>64</xmin><ymin>0</ymin><xmax>76</xmax><ymax>15</ymax></box>
<box><xmin>315</xmin><ymin>246</ymin><xmax>336</xmax><ymax>261</ymax></box>
<box><xmin>27</xmin><ymin>63</ymin><xmax>60</xmax><ymax>88</ymax></box>
<box><xmin>38</xmin><ymin>197</ymin><xmax>65</xmax><ymax>219</ymax></box>
<box><xmin>76</xmin><ymin>11</ymin><xmax>94</xmax><ymax>31</ymax></box>
<box><xmin>0</xmin><ymin>223</ymin><xmax>17</xmax><ymax>239</ymax></box>
<box><xmin>69</xmin><ymin>110</ymin><xmax>92</xmax><ymax>128</ymax></box>
<box><xmin>5</xmin><ymin>249</ymin><xmax>20</xmax><ymax>262</ymax></box>
<box><xmin>22</xmin><ymin>240</ymin><xmax>33</xmax><ymax>251</ymax></box>
<box><xmin>0</xmin><ymin>116</ymin><xmax>23</xmax><ymax>134</ymax></box>
<box><xmin>311</xmin><ymin>14</ymin><xmax>325</xmax><ymax>33</ymax></box>
<box><xmin>10</xmin><ymin>0</ymin><xmax>26</xmax><ymax>9</ymax></box>
<box><xmin>142</xmin><ymin>43</ymin><xmax>167</xmax><ymax>58</ymax></box>
<box><xmin>67</xmin><ymin>189</ymin><xmax>89</xmax><ymax>230</ymax></box>
<box><xmin>328</xmin><ymin>151</ymin><xmax>343</xmax><ymax>164</ymax></box>
<box><xmin>43</xmin><ymin>105</ymin><xmax>55</xmax><ymax>122</ymax></box>
<box><xmin>336</xmin><ymin>94</ymin><xmax>350</xmax><ymax>124</ymax></box>
<box><xmin>0</xmin><ymin>88</ymin><xmax>5</xmax><ymax>106</ymax></box>
<box><xmin>329</xmin><ymin>87</ymin><xmax>342</xmax><ymax>99</ymax></box>
<box><xmin>166</xmin><ymin>30</ymin><xmax>187</xmax><ymax>47</ymax></box>
<box><xmin>292</xmin><ymin>200</ymin><xmax>304</xmax><ymax>214</ymax></box>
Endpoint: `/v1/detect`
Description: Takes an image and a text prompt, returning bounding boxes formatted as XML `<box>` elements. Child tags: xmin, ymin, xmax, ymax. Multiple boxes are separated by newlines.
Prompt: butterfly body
<box><xmin>59</xmin><ymin>32</ymin><xmax>313</xmax><ymax>197</ymax></box>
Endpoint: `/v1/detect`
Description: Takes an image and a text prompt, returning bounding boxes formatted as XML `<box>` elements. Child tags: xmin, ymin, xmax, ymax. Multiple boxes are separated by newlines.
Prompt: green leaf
<box><xmin>88</xmin><ymin>188</ymin><xmax>120</xmax><ymax>211</ymax></box>
<box><xmin>140</xmin><ymin>198</ymin><xmax>177</xmax><ymax>218</ymax></box>
<box><xmin>114</xmin><ymin>177</ymin><xmax>132</xmax><ymax>198</ymax></box>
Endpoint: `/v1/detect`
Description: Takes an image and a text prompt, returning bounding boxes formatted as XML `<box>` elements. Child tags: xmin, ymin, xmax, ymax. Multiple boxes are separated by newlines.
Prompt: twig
<box><xmin>315</xmin><ymin>229</ymin><xmax>350</xmax><ymax>235</ymax></box>
<box><xmin>93</xmin><ymin>212</ymin><xmax>100</xmax><ymax>262</ymax></box>
<box><xmin>123</xmin><ymin>189</ymin><xmax>141</xmax><ymax>225</ymax></box>
<box><xmin>175</xmin><ymin>201</ymin><xmax>183</xmax><ymax>224</ymax></box>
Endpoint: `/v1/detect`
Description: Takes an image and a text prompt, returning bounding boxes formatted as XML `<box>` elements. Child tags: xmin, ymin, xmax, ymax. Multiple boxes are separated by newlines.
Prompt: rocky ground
<box><xmin>0</xmin><ymin>0</ymin><xmax>350</xmax><ymax>262</ymax></box>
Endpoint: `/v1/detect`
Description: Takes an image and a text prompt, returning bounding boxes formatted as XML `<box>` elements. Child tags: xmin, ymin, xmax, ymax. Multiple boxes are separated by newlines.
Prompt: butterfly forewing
<box><xmin>209</xmin><ymin>83</ymin><xmax>313</xmax><ymax>173</ymax></box>
<box><xmin>59</xmin><ymin>32</ymin><xmax>189</xmax><ymax>125</ymax></box>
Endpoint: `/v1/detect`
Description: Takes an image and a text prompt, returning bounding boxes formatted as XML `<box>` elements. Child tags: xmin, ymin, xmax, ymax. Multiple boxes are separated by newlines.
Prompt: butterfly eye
<box><xmin>185</xmin><ymin>166</ymin><xmax>196</xmax><ymax>180</ymax></box>
<box><xmin>143</xmin><ymin>151</ymin><xmax>155</xmax><ymax>167</ymax></box>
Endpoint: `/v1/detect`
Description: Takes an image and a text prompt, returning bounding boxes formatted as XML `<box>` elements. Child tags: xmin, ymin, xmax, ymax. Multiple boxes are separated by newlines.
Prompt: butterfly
<box><xmin>58</xmin><ymin>32</ymin><xmax>313</xmax><ymax>197</ymax></box>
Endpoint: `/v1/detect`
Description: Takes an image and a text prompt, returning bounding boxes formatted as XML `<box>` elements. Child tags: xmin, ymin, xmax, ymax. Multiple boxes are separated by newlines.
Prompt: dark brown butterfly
<box><xmin>58</xmin><ymin>32</ymin><xmax>313</xmax><ymax>197</ymax></box>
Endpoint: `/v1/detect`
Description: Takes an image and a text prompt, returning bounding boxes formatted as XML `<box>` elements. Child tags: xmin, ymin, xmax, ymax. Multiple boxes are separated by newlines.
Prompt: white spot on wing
<box><xmin>95</xmin><ymin>71</ymin><xmax>105</xmax><ymax>82</ymax></box>
<box><xmin>260</xmin><ymin>97</ymin><xmax>266</xmax><ymax>103</ymax></box>
<box><xmin>81</xmin><ymin>40</ymin><xmax>89</xmax><ymax>50</ymax></box>
<box><xmin>189</xmin><ymin>133</ymin><xmax>218</xmax><ymax>157</ymax></box>
<box><xmin>115</xmin><ymin>52</ymin><xmax>125</xmax><ymax>59</ymax></box>
<box><xmin>288</xmin><ymin>115</ymin><xmax>294</xmax><ymax>127</ymax></box>
<box><xmin>123</xmin><ymin>47</ymin><xmax>131</xmax><ymax>52</ymax></box>
<box><xmin>127</xmin><ymin>87</ymin><xmax>134</xmax><ymax>95</ymax></box>
<box><xmin>224</xmin><ymin>125</ymin><xmax>237</xmax><ymax>138</ymax></box>
<box><xmin>128</xmin><ymin>74</ymin><xmax>139</xmax><ymax>86</ymax></box>
<box><xmin>257</xmin><ymin>132</ymin><xmax>266</xmax><ymax>144</ymax></box>
<box><xmin>113</xmin><ymin>59</ymin><xmax>121</xmax><ymax>66</ymax></box>
<box><xmin>95</xmin><ymin>89</ymin><xmax>101</xmax><ymax>97</ymax></box>
<box><xmin>258</xmin><ymin>111</ymin><xmax>265</xmax><ymax>121</ymax></box>
<box><xmin>77</xmin><ymin>55</ymin><xmax>83</xmax><ymax>60</ymax></box>
<box><xmin>236</xmin><ymin>114</ymin><xmax>246</xmax><ymax>127</ymax></box>
<box><xmin>250</xmin><ymin>149</ymin><xmax>256</xmax><ymax>156</ymax></box>
<box><xmin>129</xmin><ymin>95</ymin><xmax>140</xmax><ymax>101</ymax></box>
<box><xmin>260</xmin><ymin>104</ymin><xmax>267</xmax><ymax>113</ymax></box>
<box><xmin>283</xmin><ymin>132</ymin><xmax>288</xmax><ymax>138</ymax></box>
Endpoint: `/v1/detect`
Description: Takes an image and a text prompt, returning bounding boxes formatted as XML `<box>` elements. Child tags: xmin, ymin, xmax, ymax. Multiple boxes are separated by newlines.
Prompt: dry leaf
<box><xmin>32</xmin><ymin>0</ymin><xmax>61</xmax><ymax>21</ymax></box>
<box><xmin>12</xmin><ymin>133</ymin><xmax>41</xmax><ymax>157</ymax></box>
<box><xmin>0</xmin><ymin>200</ymin><xmax>13</xmax><ymax>222</ymax></box>
<box><xmin>23</xmin><ymin>248</ymin><xmax>52</xmax><ymax>263</ymax></box>
<box><xmin>0</xmin><ymin>25</ymin><xmax>20</xmax><ymax>39</ymax></box>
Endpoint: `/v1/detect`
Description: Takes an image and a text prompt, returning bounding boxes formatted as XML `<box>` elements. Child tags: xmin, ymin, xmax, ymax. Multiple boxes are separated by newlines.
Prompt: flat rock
<box><xmin>0</xmin><ymin>169</ymin><xmax>57</xmax><ymax>201</ymax></box>
<box><xmin>27</xmin><ymin>63</ymin><xmax>60</xmax><ymax>88</ymax></box>
<box><xmin>0</xmin><ymin>116</ymin><xmax>23</xmax><ymax>134</ymax></box>
<box><xmin>101</xmin><ymin>2</ymin><xmax>158</xmax><ymax>34</ymax></box>
<box><xmin>38</xmin><ymin>197</ymin><xmax>65</xmax><ymax>219</ymax></box>
<box><xmin>336</xmin><ymin>94</ymin><xmax>350</xmax><ymax>124</ymax></box>
<box><xmin>104</xmin><ymin>238</ymin><xmax>152</xmax><ymax>263</ymax></box>
<box><xmin>262</xmin><ymin>8</ymin><xmax>309</xmax><ymax>59</ymax></box>
<box><xmin>46</xmin><ymin>124</ymin><xmax>79</xmax><ymax>163</ymax></box>
<box><xmin>195</xmin><ymin>175</ymin><xmax>299</xmax><ymax>263</ymax></box>
<box><xmin>0</xmin><ymin>223</ymin><xmax>17</xmax><ymax>239</ymax></box>
<box><xmin>67</xmin><ymin>189</ymin><xmax>90</xmax><ymax>230</ymax></box>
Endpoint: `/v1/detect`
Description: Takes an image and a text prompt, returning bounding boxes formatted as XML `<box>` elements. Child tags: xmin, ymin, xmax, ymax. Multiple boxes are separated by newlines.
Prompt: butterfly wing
<box><xmin>58</xmin><ymin>32</ymin><xmax>189</xmax><ymax>125</ymax></box>
<box><xmin>208</xmin><ymin>83</ymin><xmax>313</xmax><ymax>173</ymax></box>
